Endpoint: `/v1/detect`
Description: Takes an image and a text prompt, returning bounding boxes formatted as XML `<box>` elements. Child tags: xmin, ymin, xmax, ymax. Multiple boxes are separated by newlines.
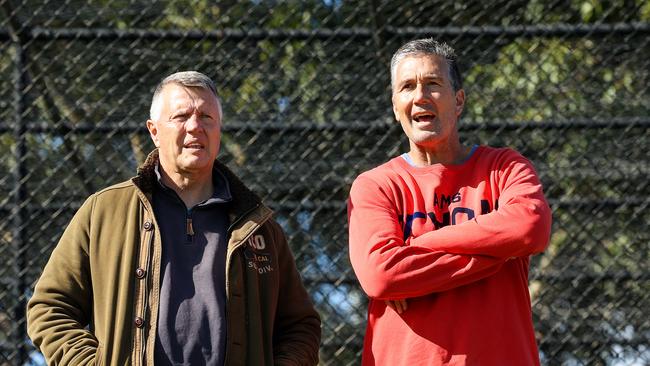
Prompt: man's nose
<box><xmin>185</xmin><ymin>113</ymin><xmax>201</xmax><ymax>130</ymax></box>
<box><xmin>413</xmin><ymin>84</ymin><xmax>428</xmax><ymax>104</ymax></box>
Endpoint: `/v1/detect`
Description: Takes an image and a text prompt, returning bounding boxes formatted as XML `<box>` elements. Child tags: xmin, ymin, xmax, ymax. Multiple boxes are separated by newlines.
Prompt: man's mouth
<box><xmin>184</xmin><ymin>143</ymin><xmax>204</xmax><ymax>149</ymax></box>
<box><xmin>413</xmin><ymin>112</ymin><xmax>436</xmax><ymax>122</ymax></box>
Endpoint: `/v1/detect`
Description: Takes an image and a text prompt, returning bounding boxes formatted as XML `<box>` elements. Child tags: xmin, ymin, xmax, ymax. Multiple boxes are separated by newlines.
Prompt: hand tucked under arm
<box><xmin>385</xmin><ymin>299</ymin><xmax>408</xmax><ymax>314</ymax></box>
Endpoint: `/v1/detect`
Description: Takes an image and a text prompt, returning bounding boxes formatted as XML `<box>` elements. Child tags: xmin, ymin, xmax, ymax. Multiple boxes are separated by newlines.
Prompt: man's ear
<box><xmin>146</xmin><ymin>119</ymin><xmax>160</xmax><ymax>147</ymax></box>
<box><xmin>455</xmin><ymin>89</ymin><xmax>465</xmax><ymax>117</ymax></box>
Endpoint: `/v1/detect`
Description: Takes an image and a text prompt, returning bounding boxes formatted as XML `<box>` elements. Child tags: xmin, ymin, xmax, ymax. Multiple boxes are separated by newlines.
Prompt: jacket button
<box><xmin>143</xmin><ymin>221</ymin><xmax>153</xmax><ymax>231</ymax></box>
<box><xmin>135</xmin><ymin>268</ymin><xmax>146</xmax><ymax>279</ymax></box>
<box><xmin>134</xmin><ymin>317</ymin><xmax>145</xmax><ymax>328</ymax></box>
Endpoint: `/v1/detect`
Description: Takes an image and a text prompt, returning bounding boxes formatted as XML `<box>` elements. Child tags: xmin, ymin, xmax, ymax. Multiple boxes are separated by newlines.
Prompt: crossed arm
<box><xmin>407</xmin><ymin>156</ymin><xmax>551</xmax><ymax>259</ymax></box>
<box><xmin>347</xmin><ymin>155</ymin><xmax>551</xmax><ymax>309</ymax></box>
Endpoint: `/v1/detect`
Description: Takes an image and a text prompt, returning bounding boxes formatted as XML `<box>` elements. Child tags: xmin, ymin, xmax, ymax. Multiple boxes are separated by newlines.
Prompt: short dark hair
<box><xmin>390</xmin><ymin>38</ymin><xmax>462</xmax><ymax>92</ymax></box>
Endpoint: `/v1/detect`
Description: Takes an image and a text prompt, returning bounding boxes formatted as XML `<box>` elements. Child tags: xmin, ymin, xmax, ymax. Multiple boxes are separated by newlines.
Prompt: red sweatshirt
<box><xmin>348</xmin><ymin>146</ymin><xmax>551</xmax><ymax>365</ymax></box>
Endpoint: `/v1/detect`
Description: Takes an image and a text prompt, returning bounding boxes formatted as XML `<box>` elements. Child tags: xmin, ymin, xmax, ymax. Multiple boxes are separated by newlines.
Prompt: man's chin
<box><xmin>410</xmin><ymin>132</ymin><xmax>442</xmax><ymax>145</ymax></box>
<box><xmin>178</xmin><ymin>157</ymin><xmax>214</xmax><ymax>172</ymax></box>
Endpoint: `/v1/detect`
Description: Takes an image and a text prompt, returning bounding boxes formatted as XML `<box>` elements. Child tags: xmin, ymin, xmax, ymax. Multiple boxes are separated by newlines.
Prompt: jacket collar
<box><xmin>132</xmin><ymin>149</ymin><xmax>264</xmax><ymax>222</ymax></box>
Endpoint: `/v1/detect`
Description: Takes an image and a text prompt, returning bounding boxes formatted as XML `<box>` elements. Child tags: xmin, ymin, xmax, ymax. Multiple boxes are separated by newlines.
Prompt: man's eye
<box><xmin>171</xmin><ymin>114</ymin><xmax>189</xmax><ymax>122</ymax></box>
<box><xmin>401</xmin><ymin>83</ymin><xmax>415</xmax><ymax>91</ymax></box>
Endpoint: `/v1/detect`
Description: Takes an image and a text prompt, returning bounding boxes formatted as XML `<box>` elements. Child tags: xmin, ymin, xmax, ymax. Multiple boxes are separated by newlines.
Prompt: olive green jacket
<box><xmin>26</xmin><ymin>150</ymin><xmax>321</xmax><ymax>365</ymax></box>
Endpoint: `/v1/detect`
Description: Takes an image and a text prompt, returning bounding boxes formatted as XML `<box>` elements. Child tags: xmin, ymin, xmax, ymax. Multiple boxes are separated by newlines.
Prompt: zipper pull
<box><xmin>186</xmin><ymin>218</ymin><xmax>194</xmax><ymax>236</ymax></box>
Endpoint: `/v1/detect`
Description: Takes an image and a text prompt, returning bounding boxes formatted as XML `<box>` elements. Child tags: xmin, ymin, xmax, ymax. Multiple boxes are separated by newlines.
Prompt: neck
<box><xmin>408</xmin><ymin>141</ymin><xmax>471</xmax><ymax>166</ymax></box>
<box><xmin>159</xmin><ymin>166</ymin><xmax>214</xmax><ymax>208</ymax></box>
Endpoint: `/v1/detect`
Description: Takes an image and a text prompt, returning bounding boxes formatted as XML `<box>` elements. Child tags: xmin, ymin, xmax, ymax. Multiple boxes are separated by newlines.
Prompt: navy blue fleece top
<box><xmin>152</xmin><ymin>164</ymin><xmax>232</xmax><ymax>366</ymax></box>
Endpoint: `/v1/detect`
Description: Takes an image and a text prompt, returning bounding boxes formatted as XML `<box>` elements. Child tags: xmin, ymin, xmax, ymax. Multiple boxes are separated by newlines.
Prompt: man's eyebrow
<box><xmin>397</xmin><ymin>77</ymin><xmax>416</xmax><ymax>86</ymax></box>
<box><xmin>168</xmin><ymin>107</ymin><xmax>193</xmax><ymax>117</ymax></box>
<box><xmin>398</xmin><ymin>74</ymin><xmax>444</xmax><ymax>84</ymax></box>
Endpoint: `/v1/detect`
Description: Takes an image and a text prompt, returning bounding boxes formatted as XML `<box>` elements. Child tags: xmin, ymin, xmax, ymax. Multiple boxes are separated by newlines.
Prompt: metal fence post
<box><xmin>10</xmin><ymin>22</ymin><xmax>29</xmax><ymax>366</ymax></box>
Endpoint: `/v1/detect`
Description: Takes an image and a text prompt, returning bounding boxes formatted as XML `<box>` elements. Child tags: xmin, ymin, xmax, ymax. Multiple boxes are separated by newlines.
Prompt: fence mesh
<box><xmin>1</xmin><ymin>1</ymin><xmax>649</xmax><ymax>365</ymax></box>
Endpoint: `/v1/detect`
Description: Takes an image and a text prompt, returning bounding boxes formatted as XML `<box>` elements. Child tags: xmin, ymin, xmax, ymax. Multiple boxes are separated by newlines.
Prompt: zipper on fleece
<box><xmin>185</xmin><ymin>208</ymin><xmax>194</xmax><ymax>245</ymax></box>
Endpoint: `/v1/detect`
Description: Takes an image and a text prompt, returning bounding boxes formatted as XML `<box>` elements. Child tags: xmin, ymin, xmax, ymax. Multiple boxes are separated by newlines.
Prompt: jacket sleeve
<box><xmin>410</xmin><ymin>151</ymin><xmax>552</xmax><ymax>259</ymax></box>
<box><xmin>269</xmin><ymin>221</ymin><xmax>321</xmax><ymax>366</ymax></box>
<box><xmin>26</xmin><ymin>195</ymin><xmax>98</xmax><ymax>365</ymax></box>
<box><xmin>348</xmin><ymin>175</ymin><xmax>507</xmax><ymax>300</ymax></box>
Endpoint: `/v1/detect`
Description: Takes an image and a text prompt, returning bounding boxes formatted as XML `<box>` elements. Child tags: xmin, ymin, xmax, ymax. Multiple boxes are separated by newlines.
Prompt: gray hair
<box><xmin>390</xmin><ymin>38</ymin><xmax>463</xmax><ymax>92</ymax></box>
<box><xmin>149</xmin><ymin>71</ymin><xmax>221</xmax><ymax>121</ymax></box>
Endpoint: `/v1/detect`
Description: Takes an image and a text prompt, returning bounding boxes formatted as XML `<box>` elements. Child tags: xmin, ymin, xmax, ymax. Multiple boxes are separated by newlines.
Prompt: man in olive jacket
<box><xmin>26</xmin><ymin>71</ymin><xmax>321</xmax><ymax>365</ymax></box>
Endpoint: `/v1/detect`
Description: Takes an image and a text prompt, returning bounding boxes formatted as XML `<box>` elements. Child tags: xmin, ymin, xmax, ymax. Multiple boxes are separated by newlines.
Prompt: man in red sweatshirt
<box><xmin>347</xmin><ymin>38</ymin><xmax>552</xmax><ymax>365</ymax></box>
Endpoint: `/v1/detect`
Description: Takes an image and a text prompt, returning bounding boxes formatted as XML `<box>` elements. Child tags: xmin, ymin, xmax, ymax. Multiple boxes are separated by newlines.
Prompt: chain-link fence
<box><xmin>1</xmin><ymin>1</ymin><xmax>649</xmax><ymax>365</ymax></box>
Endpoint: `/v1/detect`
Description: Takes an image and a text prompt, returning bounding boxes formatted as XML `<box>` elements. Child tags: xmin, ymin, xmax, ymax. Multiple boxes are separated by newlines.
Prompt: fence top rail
<box><xmin>1</xmin><ymin>22</ymin><xmax>649</xmax><ymax>42</ymax></box>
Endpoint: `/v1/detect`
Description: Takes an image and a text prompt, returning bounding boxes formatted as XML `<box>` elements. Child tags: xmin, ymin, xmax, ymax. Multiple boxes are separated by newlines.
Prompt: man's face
<box><xmin>146</xmin><ymin>84</ymin><xmax>222</xmax><ymax>176</ymax></box>
<box><xmin>392</xmin><ymin>54</ymin><xmax>465</xmax><ymax>150</ymax></box>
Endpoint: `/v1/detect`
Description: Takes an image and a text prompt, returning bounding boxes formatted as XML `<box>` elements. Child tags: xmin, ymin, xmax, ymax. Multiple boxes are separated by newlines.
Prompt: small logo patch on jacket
<box><xmin>245</xmin><ymin>235</ymin><xmax>274</xmax><ymax>274</ymax></box>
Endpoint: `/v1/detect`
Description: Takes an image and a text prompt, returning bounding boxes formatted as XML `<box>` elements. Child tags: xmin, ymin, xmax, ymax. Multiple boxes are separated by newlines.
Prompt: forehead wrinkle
<box><xmin>168</xmin><ymin>88</ymin><xmax>209</xmax><ymax>112</ymax></box>
<box><xmin>395</xmin><ymin>57</ymin><xmax>445</xmax><ymax>82</ymax></box>
<box><xmin>421</xmin><ymin>72</ymin><xmax>444</xmax><ymax>79</ymax></box>
<box><xmin>163</xmin><ymin>85</ymin><xmax>192</xmax><ymax>105</ymax></box>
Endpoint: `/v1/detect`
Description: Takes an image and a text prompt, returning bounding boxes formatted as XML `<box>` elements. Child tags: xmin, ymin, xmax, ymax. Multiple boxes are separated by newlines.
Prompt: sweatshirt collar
<box><xmin>133</xmin><ymin>149</ymin><xmax>267</xmax><ymax>223</ymax></box>
<box><xmin>153</xmin><ymin>163</ymin><xmax>232</xmax><ymax>206</ymax></box>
